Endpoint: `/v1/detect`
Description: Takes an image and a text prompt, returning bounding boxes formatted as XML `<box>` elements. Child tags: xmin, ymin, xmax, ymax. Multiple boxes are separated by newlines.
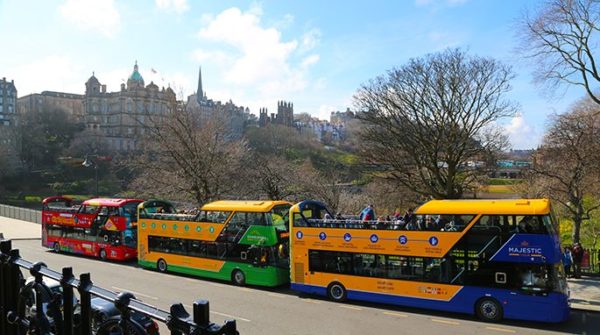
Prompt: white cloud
<box><xmin>59</xmin><ymin>0</ymin><xmax>120</xmax><ymax>38</ymax></box>
<box><xmin>504</xmin><ymin>114</ymin><xmax>539</xmax><ymax>149</ymax></box>
<box><xmin>300</xmin><ymin>28</ymin><xmax>321</xmax><ymax>53</ymax></box>
<box><xmin>196</xmin><ymin>6</ymin><xmax>319</xmax><ymax>97</ymax></box>
<box><xmin>155</xmin><ymin>0</ymin><xmax>189</xmax><ymax>14</ymax></box>
<box><xmin>9</xmin><ymin>56</ymin><xmax>85</xmax><ymax>95</ymax></box>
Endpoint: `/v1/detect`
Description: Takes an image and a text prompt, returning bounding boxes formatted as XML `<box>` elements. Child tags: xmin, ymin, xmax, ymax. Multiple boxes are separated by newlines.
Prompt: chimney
<box><xmin>102</xmin><ymin>85</ymin><xmax>107</xmax><ymax>93</ymax></box>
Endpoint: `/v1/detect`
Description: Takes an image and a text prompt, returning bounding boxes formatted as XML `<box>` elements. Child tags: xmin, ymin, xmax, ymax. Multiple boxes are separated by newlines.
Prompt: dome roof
<box><xmin>86</xmin><ymin>72</ymin><xmax>100</xmax><ymax>85</ymax></box>
<box><xmin>128</xmin><ymin>61</ymin><xmax>144</xmax><ymax>82</ymax></box>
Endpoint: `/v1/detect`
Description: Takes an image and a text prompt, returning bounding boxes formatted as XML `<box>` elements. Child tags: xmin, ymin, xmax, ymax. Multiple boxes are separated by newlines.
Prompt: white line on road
<box><xmin>111</xmin><ymin>286</ymin><xmax>159</xmax><ymax>300</ymax></box>
<box><xmin>303</xmin><ymin>298</ymin><xmax>322</xmax><ymax>304</ymax></box>
<box><xmin>183</xmin><ymin>304</ymin><xmax>251</xmax><ymax>322</ymax></box>
<box><xmin>485</xmin><ymin>327</ymin><xmax>516</xmax><ymax>333</ymax></box>
<box><xmin>338</xmin><ymin>305</ymin><xmax>362</xmax><ymax>310</ymax></box>
<box><xmin>211</xmin><ymin>311</ymin><xmax>251</xmax><ymax>322</ymax></box>
<box><xmin>267</xmin><ymin>293</ymin><xmax>286</xmax><ymax>298</ymax></box>
<box><xmin>383</xmin><ymin>311</ymin><xmax>408</xmax><ymax>318</ymax></box>
<box><xmin>430</xmin><ymin>318</ymin><xmax>460</xmax><ymax>325</ymax></box>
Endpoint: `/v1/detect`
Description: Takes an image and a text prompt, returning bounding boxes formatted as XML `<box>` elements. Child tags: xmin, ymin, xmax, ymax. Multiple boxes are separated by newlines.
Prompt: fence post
<box><xmin>78</xmin><ymin>273</ymin><xmax>93</xmax><ymax>335</ymax></box>
<box><xmin>61</xmin><ymin>267</ymin><xmax>75</xmax><ymax>335</ymax></box>
<box><xmin>0</xmin><ymin>240</ymin><xmax>12</xmax><ymax>335</ymax></box>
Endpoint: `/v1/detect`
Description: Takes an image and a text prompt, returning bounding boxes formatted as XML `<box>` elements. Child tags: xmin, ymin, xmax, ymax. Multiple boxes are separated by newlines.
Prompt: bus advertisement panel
<box><xmin>42</xmin><ymin>196</ymin><xmax>143</xmax><ymax>261</ymax></box>
<box><xmin>289</xmin><ymin>199</ymin><xmax>569</xmax><ymax>323</ymax></box>
<box><xmin>137</xmin><ymin>200</ymin><xmax>291</xmax><ymax>287</ymax></box>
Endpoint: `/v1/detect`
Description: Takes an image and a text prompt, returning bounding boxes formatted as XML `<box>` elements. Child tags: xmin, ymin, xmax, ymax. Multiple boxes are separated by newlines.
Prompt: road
<box><xmin>10</xmin><ymin>239</ymin><xmax>600</xmax><ymax>335</ymax></box>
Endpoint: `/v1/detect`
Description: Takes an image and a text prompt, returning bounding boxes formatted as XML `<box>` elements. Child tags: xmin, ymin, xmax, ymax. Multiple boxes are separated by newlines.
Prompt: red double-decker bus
<box><xmin>42</xmin><ymin>196</ymin><xmax>143</xmax><ymax>261</ymax></box>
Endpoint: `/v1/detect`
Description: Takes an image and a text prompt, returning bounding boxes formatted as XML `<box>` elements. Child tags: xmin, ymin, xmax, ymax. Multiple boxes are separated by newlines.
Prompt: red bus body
<box><xmin>42</xmin><ymin>196</ymin><xmax>143</xmax><ymax>261</ymax></box>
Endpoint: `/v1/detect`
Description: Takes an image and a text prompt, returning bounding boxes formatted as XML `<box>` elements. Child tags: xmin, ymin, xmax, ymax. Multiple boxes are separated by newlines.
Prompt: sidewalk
<box><xmin>569</xmin><ymin>276</ymin><xmax>600</xmax><ymax>312</ymax></box>
<box><xmin>0</xmin><ymin>215</ymin><xmax>41</xmax><ymax>240</ymax></box>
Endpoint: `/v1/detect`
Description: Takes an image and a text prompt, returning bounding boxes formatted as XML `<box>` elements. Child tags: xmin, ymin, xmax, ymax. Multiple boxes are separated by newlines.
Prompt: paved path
<box><xmin>0</xmin><ymin>216</ymin><xmax>40</xmax><ymax>240</ymax></box>
<box><xmin>569</xmin><ymin>277</ymin><xmax>600</xmax><ymax>312</ymax></box>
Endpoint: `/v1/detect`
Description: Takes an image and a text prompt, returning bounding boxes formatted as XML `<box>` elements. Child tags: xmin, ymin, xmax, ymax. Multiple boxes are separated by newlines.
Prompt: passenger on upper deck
<box><xmin>359</xmin><ymin>205</ymin><xmax>375</xmax><ymax>223</ymax></box>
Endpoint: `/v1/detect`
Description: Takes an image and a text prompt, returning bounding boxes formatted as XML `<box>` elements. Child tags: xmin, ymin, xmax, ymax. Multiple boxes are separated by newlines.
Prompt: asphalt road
<box><xmin>10</xmin><ymin>239</ymin><xmax>600</xmax><ymax>335</ymax></box>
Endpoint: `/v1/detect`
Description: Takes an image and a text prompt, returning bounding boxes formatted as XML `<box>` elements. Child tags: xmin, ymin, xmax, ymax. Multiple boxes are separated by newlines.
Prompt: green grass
<box><xmin>489</xmin><ymin>178</ymin><xmax>523</xmax><ymax>185</ymax></box>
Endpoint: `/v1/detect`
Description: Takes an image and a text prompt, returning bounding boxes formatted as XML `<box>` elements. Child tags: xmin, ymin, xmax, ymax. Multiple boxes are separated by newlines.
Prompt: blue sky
<box><xmin>0</xmin><ymin>0</ymin><xmax>585</xmax><ymax>149</ymax></box>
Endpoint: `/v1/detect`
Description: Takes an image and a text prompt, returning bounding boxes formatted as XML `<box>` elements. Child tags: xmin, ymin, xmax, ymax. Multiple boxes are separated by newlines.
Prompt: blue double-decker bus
<box><xmin>289</xmin><ymin>199</ymin><xmax>569</xmax><ymax>323</ymax></box>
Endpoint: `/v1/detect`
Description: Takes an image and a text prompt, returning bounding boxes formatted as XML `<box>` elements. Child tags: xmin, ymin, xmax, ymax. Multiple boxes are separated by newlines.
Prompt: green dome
<box><xmin>129</xmin><ymin>62</ymin><xmax>144</xmax><ymax>82</ymax></box>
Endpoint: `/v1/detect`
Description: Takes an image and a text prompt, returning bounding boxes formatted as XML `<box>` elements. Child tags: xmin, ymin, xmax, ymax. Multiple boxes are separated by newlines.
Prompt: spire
<box><xmin>196</xmin><ymin>66</ymin><xmax>203</xmax><ymax>105</ymax></box>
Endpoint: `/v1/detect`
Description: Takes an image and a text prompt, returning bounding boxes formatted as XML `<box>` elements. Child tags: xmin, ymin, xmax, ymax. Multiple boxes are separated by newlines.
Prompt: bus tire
<box><xmin>99</xmin><ymin>249</ymin><xmax>107</xmax><ymax>260</ymax></box>
<box><xmin>327</xmin><ymin>282</ymin><xmax>347</xmax><ymax>302</ymax></box>
<box><xmin>475</xmin><ymin>297</ymin><xmax>503</xmax><ymax>322</ymax></box>
<box><xmin>232</xmin><ymin>269</ymin><xmax>245</xmax><ymax>286</ymax></box>
<box><xmin>53</xmin><ymin>242</ymin><xmax>60</xmax><ymax>253</ymax></box>
<box><xmin>157</xmin><ymin>259</ymin><xmax>168</xmax><ymax>273</ymax></box>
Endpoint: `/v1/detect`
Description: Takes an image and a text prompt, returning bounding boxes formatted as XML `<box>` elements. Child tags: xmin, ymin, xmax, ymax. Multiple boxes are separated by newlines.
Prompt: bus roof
<box><xmin>42</xmin><ymin>196</ymin><xmax>74</xmax><ymax>204</ymax></box>
<box><xmin>415</xmin><ymin>199</ymin><xmax>551</xmax><ymax>215</ymax></box>
<box><xmin>202</xmin><ymin>200</ymin><xmax>292</xmax><ymax>212</ymax></box>
<box><xmin>82</xmin><ymin>198</ymin><xmax>144</xmax><ymax>207</ymax></box>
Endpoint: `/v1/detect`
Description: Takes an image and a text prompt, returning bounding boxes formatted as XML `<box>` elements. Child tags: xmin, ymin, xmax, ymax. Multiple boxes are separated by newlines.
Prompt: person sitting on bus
<box><xmin>359</xmin><ymin>204</ymin><xmax>375</xmax><ymax>223</ymax></box>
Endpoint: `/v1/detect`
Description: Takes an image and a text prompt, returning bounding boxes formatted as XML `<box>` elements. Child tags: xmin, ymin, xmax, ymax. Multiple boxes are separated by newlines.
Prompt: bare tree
<box><xmin>128</xmin><ymin>106</ymin><xmax>248</xmax><ymax>205</ymax></box>
<box><xmin>529</xmin><ymin>98</ymin><xmax>600</xmax><ymax>244</ymax></box>
<box><xmin>354</xmin><ymin>48</ymin><xmax>515</xmax><ymax>199</ymax></box>
<box><xmin>519</xmin><ymin>0</ymin><xmax>600</xmax><ymax>104</ymax></box>
<box><xmin>240</xmin><ymin>152</ymin><xmax>302</xmax><ymax>200</ymax></box>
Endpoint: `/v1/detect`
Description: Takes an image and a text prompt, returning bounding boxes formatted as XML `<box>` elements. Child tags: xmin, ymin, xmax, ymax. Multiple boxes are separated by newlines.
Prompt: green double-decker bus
<box><xmin>137</xmin><ymin>200</ymin><xmax>292</xmax><ymax>286</ymax></box>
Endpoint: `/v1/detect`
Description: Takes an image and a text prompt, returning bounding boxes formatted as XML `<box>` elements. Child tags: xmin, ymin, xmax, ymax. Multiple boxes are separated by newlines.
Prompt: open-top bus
<box><xmin>137</xmin><ymin>200</ymin><xmax>292</xmax><ymax>287</ymax></box>
<box><xmin>289</xmin><ymin>199</ymin><xmax>569</xmax><ymax>323</ymax></box>
<box><xmin>42</xmin><ymin>196</ymin><xmax>143</xmax><ymax>261</ymax></box>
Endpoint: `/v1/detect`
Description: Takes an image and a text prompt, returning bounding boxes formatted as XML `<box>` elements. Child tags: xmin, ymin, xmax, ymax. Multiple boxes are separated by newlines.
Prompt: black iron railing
<box><xmin>0</xmin><ymin>239</ymin><xmax>239</xmax><ymax>335</ymax></box>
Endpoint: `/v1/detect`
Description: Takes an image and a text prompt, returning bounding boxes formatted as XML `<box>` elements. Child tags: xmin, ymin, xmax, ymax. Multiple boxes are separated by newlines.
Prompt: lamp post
<box><xmin>82</xmin><ymin>154</ymin><xmax>98</xmax><ymax>196</ymax></box>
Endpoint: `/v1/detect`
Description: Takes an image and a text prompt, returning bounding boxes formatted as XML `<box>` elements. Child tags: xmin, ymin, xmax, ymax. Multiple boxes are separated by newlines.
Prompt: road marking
<box><xmin>111</xmin><ymin>286</ymin><xmax>159</xmax><ymax>300</ymax></box>
<box><xmin>267</xmin><ymin>293</ymin><xmax>286</xmax><ymax>298</ymax></box>
<box><xmin>485</xmin><ymin>327</ymin><xmax>516</xmax><ymax>333</ymax></box>
<box><xmin>303</xmin><ymin>298</ymin><xmax>322</xmax><ymax>304</ymax></box>
<box><xmin>338</xmin><ymin>305</ymin><xmax>362</xmax><ymax>310</ymax></box>
<box><xmin>383</xmin><ymin>311</ymin><xmax>408</xmax><ymax>318</ymax></box>
<box><xmin>211</xmin><ymin>311</ymin><xmax>251</xmax><ymax>322</ymax></box>
<box><xmin>430</xmin><ymin>318</ymin><xmax>460</xmax><ymax>325</ymax></box>
<box><xmin>183</xmin><ymin>304</ymin><xmax>251</xmax><ymax>322</ymax></box>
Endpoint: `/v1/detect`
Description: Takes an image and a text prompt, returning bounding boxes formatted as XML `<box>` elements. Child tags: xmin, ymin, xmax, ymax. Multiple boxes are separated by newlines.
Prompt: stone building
<box><xmin>185</xmin><ymin>67</ymin><xmax>252</xmax><ymax>138</ymax></box>
<box><xmin>0</xmin><ymin>77</ymin><xmax>19</xmax><ymax>172</ymax></box>
<box><xmin>83</xmin><ymin>62</ymin><xmax>177</xmax><ymax>152</ymax></box>
<box><xmin>18</xmin><ymin>91</ymin><xmax>84</xmax><ymax>121</ymax></box>
<box><xmin>258</xmin><ymin>101</ymin><xmax>294</xmax><ymax>127</ymax></box>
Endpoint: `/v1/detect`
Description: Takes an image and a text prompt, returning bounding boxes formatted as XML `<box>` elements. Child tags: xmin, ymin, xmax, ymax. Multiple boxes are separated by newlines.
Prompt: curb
<box><xmin>571</xmin><ymin>303</ymin><xmax>600</xmax><ymax>313</ymax></box>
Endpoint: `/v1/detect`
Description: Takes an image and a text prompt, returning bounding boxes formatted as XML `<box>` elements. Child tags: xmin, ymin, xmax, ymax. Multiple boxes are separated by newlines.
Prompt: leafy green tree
<box><xmin>19</xmin><ymin>104</ymin><xmax>84</xmax><ymax>171</ymax></box>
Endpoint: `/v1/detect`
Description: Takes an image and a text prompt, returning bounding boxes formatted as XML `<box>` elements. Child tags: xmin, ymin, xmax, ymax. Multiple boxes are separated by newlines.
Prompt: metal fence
<box><xmin>0</xmin><ymin>203</ymin><xmax>42</xmax><ymax>224</ymax></box>
<box><xmin>0</xmin><ymin>239</ymin><xmax>239</xmax><ymax>335</ymax></box>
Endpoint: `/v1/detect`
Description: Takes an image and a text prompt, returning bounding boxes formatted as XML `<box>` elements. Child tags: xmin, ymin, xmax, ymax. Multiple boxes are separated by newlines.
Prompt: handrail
<box><xmin>0</xmin><ymin>239</ymin><xmax>239</xmax><ymax>335</ymax></box>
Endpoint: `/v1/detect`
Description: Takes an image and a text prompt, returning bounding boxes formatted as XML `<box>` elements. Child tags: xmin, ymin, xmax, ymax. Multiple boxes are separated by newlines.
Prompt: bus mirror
<box><xmin>495</xmin><ymin>272</ymin><xmax>507</xmax><ymax>284</ymax></box>
<box><xmin>241</xmin><ymin>252</ymin><xmax>247</xmax><ymax>260</ymax></box>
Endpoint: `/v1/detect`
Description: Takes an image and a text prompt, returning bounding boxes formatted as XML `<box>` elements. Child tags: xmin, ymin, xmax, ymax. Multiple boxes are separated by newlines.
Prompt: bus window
<box><xmin>270</xmin><ymin>205</ymin><xmax>291</xmax><ymax>229</ymax></box>
<box><xmin>516</xmin><ymin>216</ymin><xmax>548</xmax><ymax>234</ymax></box>
<box><xmin>197</xmin><ymin>211</ymin><xmax>230</xmax><ymax>223</ymax></box>
<box><xmin>80</xmin><ymin>205</ymin><xmax>99</xmax><ymax>214</ymax></box>
<box><xmin>247</xmin><ymin>212</ymin><xmax>267</xmax><ymax>226</ymax></box>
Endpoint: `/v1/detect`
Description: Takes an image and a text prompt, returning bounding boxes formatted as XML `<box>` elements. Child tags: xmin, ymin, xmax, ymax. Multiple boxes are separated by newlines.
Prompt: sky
<box><xmin>0</xmin><ymin>0</ymin><xmax>586</xmax><ymax>149</ymax></box>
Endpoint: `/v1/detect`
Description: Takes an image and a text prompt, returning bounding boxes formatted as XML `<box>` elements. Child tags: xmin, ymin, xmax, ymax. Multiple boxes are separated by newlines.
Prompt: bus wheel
<box><xmin>157</xmin><ymin>259</ymin><xmax>168</xmax><ymax>273</ymax></box>
<box><xmin>327</xmin><ymin>282</ymin><xmax>347</xmax><ymax>302</ymax></box>
<box><xmin>475</xmin><ymin>298</ymin><xmax>503</xmax><ymax>322</ymax></box>
<box><xmin>53</xmin><ymin>242</ymin><xmax>60</xmax><ymax>253</ymax></box>
<box><xmin>99</xmin><ymin>249</ymin><xmax>107</xmax><ymax>260</ymax></box>
<box><xmin>232</xmin><ymin>269</ymin><xmax>245</xmax><ymax>286</ymax></box>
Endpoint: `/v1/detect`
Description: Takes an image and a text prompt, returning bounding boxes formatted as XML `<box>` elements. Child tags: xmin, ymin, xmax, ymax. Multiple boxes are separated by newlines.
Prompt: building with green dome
<box><xmin>83</xmin><ymin>62</ymin><xmax>177</xmax><ymax>152</ymax></box>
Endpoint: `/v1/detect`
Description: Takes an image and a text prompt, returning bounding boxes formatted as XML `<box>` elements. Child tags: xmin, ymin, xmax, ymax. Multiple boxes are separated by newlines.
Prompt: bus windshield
<box><xmin>270</xmin><ymin>204</ymin><xmax>291</xmax><ymax>231</ymax></box>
